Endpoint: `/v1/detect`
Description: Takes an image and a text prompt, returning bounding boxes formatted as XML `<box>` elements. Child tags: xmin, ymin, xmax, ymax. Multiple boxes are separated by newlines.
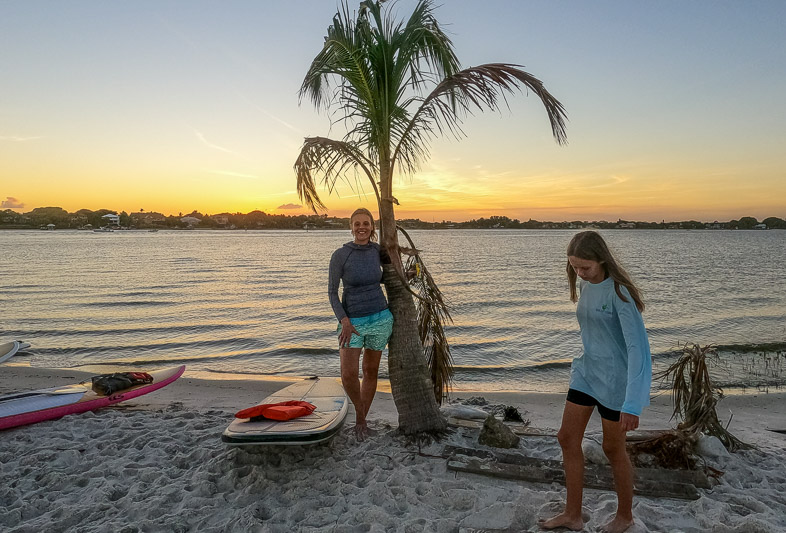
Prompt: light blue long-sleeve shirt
<box><xmin>569</xmin><ymin>277</ymin><xmax>652</xmax><ymax>416</ymax></box>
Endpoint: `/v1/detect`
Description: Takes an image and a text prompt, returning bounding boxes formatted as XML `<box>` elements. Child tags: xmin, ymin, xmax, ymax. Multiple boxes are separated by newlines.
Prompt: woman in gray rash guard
<box><xmin>328</xmin><ymin>207</ymin><xmax>393</xmax><ymax>440</ymax></box>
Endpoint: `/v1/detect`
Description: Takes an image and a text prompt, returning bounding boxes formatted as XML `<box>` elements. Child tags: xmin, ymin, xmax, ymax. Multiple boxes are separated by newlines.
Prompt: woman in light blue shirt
<box><xmin>540</xmin><ymin>231</ymin><xmax>652</xmax><ymax>533</ymax></box>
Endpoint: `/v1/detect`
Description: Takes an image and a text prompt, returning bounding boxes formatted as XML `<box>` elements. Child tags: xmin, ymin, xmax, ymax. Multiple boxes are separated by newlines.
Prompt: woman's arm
<box><xmin>616</xmin><ymin>290</ymin><xmax>652</xmax><ymax>417</ymax></box>
<box><xmin>328</xmin><ymin>250</ymin><xmax>347</xmax><ymax>322</ymax></box>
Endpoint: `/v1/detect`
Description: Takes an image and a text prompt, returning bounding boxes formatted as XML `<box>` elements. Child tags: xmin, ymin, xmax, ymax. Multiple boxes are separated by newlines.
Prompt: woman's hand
<box><xmin>338</xmin><ymin>317</ymin><xmax>359</xmax><ymax>348</ymax></box>
<box><xmin>619</xmin><ymin>412</ymin><xmax>639</xmax><ymax>432</ymax></box>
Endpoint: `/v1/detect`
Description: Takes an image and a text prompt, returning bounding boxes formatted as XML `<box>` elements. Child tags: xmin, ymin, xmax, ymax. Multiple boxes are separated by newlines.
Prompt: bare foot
<box><xmin>598</xmin><ymin>515</ymin><xmax>634</xmax><ymax>533</ymax></box>
<box><xmin>354</xmin><ymin>422</ymin><xmax>369</xmax><ymax>441</ymax></box>
<box><xmin>538</xmin><ymin>511</ymin><xmax>584</xmax><ymax>531</ymax></box>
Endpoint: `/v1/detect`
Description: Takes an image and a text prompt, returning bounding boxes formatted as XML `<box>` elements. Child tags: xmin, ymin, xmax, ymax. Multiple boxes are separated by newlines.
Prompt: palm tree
<box><xmin>295</xmin><ymin>0</ymin><xmax>567</xmax><ymax>435</ymax></box>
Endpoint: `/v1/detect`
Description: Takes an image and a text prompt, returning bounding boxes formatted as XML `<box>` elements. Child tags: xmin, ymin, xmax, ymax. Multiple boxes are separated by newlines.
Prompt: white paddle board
<box><xmin>0</xmin><ymin>341</ymin><xmax>22</xmax><ymax>364</ymax></box>
<box><xmin>222</xmin><ymin>377</ymin><xmax>348</xmax><ymax>446</ymax></box>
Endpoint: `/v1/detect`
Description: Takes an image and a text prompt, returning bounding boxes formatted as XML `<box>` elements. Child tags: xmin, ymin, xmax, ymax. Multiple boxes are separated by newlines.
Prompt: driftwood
<box><xmin>447</xmin><ymin>417</ymin><xmax>668</xmax><ymax>441</ymax></box>
<box><xmin>444</xmin><ymin>445</ymin><xmax>709</xmax><ymax>500</ymax></box>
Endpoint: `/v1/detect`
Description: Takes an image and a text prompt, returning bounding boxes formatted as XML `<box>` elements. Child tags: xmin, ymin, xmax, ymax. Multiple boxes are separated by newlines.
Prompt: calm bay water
<box><xmin>1</xmin><ymin>229</ymin><xmax>785</xmax><ymax>393</ymax></box>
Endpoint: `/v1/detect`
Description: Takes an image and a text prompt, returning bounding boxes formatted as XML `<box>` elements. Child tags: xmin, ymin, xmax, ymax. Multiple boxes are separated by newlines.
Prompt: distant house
<box><xmin>130</xmin><ymin>211</ymin><xmax>166</xmax><ymax>224</ymax></box>
<box><xmin>102</xmin><ymin>213</ymin><xmax>120</xmax><ymax>226</ymax></box>
<box><xmin>754</xmin><ymin>223</ymin><xmax>768</xmax><ymax>230</ymax></box>
<box><xmin>617</xmin><ymin>222</ymin><xmax>635</xmax><ymax>229</ymax></box>
<box><xmin>212</xmin><ymin>215</ymin><xmax>229</xmax><ymax>225</ymax></box>
<box><xmin>71</xmin><ymin>214</ymin><xmax>88</xmax><ymax>225</ymax></box>
<box><xmin>180</xmin><ymin>216</ymin><xmax>201</xmax><ymax>227</ymax></box>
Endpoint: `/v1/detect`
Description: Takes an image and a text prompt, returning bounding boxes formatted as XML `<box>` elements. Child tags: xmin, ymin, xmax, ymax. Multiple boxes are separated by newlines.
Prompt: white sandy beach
<box><xmin>2</xmin><ymin>365</ymin><xmax>785</xmax><ymax>533</ymax></box>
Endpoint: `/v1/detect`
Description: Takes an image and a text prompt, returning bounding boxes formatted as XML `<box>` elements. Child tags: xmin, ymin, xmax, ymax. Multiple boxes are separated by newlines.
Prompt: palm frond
<box><xmin>394</xmin><ymin>63</ymin><xmax>568</xmax><ymax>174</ymax></box>
<box><xmin>294</xmin><ymin>136</ymin><xmax>379</xmax><ymax>212</ymax></box>
<box><xmin>398</xmin><ymin>225</ymin><xmax>453</xmax><ymax>404</ymax></box>
<box><xmin>390</xmin><ymin>0</ymin><xmax>461</xmax><ymax>92</ymax></box>
<box><xmin>656</xmin><ymin>343</ymin><xmax>751</xmax><ymax>451</ymax></box>
<box><xmin>299</xmin><ymin>3</ymin><xmax>372</xmax><ymax>110</ymax></box>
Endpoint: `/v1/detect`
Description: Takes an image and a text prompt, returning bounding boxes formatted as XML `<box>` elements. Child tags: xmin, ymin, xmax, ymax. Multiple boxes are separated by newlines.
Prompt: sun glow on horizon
<box><xmin>1</xmin><ymin>2</ymin><xmax>785</xmax><ymax>224</ymax></box>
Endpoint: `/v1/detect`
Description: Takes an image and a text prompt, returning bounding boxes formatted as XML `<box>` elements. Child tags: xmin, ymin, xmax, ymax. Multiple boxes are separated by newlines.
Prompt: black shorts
<box><xmin>566</xmin><ymin>389</ymin><xmax>621</xmax><ymax>422</ymax></box>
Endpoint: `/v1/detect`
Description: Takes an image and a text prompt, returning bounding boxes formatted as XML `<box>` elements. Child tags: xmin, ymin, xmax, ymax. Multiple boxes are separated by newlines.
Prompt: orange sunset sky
<box><xmin>2</xmin><ymin>1</ymin><xmax>785</xmax><ymax>222</ymax></box>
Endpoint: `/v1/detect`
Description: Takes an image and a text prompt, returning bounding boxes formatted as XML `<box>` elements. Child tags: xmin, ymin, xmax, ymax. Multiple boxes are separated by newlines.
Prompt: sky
<box><xmin>2</xmin><ymin>1</ymin><xmax>785</xmax><ymax>222</ymax></box>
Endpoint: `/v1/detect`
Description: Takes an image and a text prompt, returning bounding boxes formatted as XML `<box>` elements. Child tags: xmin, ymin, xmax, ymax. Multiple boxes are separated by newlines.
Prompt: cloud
<box><xmin>1</xmin><ymin>197</ymin><xmax>25</xmax><ymax>209</ymax></box>
<box><xmin>0</xmin><ymin>136</ymin><xmax>42</xmax><ymax>142</ymax></box>
<box><xmin>253</xmin><ymin>104</ymin><xmax>301</xmax><ymax>134</ymax></box>
<box><xmin>194</xmin><ymin>130</ymin><xmax>239</xmax><ymax>155</ymax></box>
<box><xmin>206</xmin><ymin>170</ymin><xmax>259</xmax><ymax>180</ymax></box>
<box><xmin>277</xmin><ymin>203</ymin><xmax>302</xmax><ymax>210</ymax></box>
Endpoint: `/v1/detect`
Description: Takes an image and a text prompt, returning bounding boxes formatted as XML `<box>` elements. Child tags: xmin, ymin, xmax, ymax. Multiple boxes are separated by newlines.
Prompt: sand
<box><xmin>2</xmin><ymin>364</ymin><xmax>785</xmax><ymax>533</ymax></box>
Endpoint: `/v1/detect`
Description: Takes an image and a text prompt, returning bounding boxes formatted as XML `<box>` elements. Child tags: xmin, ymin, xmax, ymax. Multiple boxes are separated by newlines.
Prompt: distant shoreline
<box><xmin>2</xmin><ymin>207</ymin><xmax>784</xmax><ymax>231</ymax></box>
<box><xmin>2</xmin><ymin>225</ymin><xmax>783</xmax><ymax>232</ymax></box>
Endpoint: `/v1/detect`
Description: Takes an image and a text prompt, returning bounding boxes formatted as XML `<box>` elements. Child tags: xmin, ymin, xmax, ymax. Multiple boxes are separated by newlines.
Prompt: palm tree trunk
<box><xmin>382</xmin><ymin>263</ymin><xmax>447</xmax><ymax>435</ymax></box>
<box><xmin>377</xmin><ymin>159</ymin><xmax>445</xmax><ymax>435</ymax></box>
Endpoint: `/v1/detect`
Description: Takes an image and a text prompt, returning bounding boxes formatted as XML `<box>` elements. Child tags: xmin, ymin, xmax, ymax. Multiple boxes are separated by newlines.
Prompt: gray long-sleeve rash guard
<box><xmin>328</xmin><ymin>241</ymin><xmax>388</xmax><ymax>321</ymax></box>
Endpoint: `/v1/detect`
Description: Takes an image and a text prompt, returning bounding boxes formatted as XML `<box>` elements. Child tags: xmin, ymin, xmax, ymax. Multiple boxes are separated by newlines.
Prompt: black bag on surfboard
<box><xmin>91</xmin><ymin>372</ymin><xmax>153</xmax><ymax>395</ymax></box>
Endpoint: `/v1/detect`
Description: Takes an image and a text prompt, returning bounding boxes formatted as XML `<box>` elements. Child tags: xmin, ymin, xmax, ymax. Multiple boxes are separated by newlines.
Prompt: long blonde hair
<box><xmin>350</xmin><ymin>208</ymin><xmax>378</xmax><ymax>243</ymax></box>
<box><xmin>566</xmin><ymin>231</ymin><xmax>645</xmax><ymax>312</ymax></box>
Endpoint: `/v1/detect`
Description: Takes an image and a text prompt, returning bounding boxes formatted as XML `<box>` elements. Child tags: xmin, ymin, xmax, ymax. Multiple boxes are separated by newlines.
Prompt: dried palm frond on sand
<box><xmin>630</xmin><ymin>343</ymin><xmax>751</xmax><ymax>470</ymax></box>
<box><xmin>658</xmin><ymin>343</ymin><xmax>750</xmax><ymax>451</ymax></box>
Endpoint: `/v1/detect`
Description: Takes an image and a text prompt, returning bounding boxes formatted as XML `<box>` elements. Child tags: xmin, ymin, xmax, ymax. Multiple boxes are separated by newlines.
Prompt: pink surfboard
<box><xmin>0</xmin><ymin>365</ymin><xmax>185</xmax><ymax>430</ymax></box>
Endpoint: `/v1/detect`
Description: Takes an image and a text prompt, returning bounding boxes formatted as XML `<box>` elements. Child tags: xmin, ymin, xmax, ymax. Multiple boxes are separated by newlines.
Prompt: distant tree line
<box><xmin>397</xmin><ymin>215</ymin><xmax>786</xmax><ymax>230</ymax></box>
<box><xmin>1</xmin><ymin>207</ymin><xmax>784</xmax><ymax>231</ymax></box>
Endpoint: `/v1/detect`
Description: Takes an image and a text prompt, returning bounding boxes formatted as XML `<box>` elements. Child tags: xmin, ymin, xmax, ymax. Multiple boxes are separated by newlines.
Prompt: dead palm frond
<box><xmin>628</xmin><ymin>430</ymin><xmax>699</xmax><ymax>470</ymax></box>
<box><xmin>398</xmin><ymin>226</ymin><xmax>453</xmax><ymax>404</ymax></box>
<box><xmin>656</xmin><ymin>343</ymin><xmax>750</xmax><ymax>451</ymax></box>
<box><xmin>294</xmin><ymin>137</ymin><xmax>380</xmax><ymax>212</ymax></box>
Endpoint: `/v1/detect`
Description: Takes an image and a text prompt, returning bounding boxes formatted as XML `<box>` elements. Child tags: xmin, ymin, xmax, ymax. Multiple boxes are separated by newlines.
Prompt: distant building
<box><xmin>130</xmin><ymin>211</ymin><xmax>166</xmax><ymax>224</ymax></box>
<box><xmin>180</xmin><ymin>216</ymin><xmax>201</xmax><ymax>227</ymax></box>
<box><xmin>754</xmin><ymin>223</ymin><xmax>768</xmax><ymax>230</ymax></box>
<box><xmin>102</xmin><ymin>213</ymin><xmax>120</xmax><ymax>226</ymax></box>
<box><xmin>617</xmin><ymin>222</ymin><xmax>635</xmax><ymax>229</ymax></box>
<box><xmin>212</xmin><ymin>215</ymin><xmax>229</xmax><ymax>225</ymax></box>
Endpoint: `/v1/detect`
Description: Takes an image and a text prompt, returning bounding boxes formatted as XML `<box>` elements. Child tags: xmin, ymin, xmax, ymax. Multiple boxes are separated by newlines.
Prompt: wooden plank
<box><xmin>444</xmin><ymin>445</ymin><xmax>710</xmax><ymax>494</ymax></box>
<box><xmin>447</xmin><ymin>417</ymin><xmax>555</xmax><ymax>436</ymax></box>
<box><xmin>447</xmin><ymin>456</ymin><xmax>700</xmax><ymax>500</ymax></box>
<box><xmin>445</xmin><ymin>445</ymin><xmax>711</xmax><ymax>489</ymax></box>
<box><xmin>458</xmin><ymin>528</ymin><xmax>512</xmax><ymax>533</ymax></box>
<box><xmin>446</xmin><ymin>417</ymin><xmax>668</xmax><ymax>441</ymax></box>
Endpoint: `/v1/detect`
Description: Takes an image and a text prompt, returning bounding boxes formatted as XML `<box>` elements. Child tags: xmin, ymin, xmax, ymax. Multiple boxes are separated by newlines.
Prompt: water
<box><xmin>2</xmin><ymin>229</ymin><xmax>785</xmax><ymax>393</ymax></box>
